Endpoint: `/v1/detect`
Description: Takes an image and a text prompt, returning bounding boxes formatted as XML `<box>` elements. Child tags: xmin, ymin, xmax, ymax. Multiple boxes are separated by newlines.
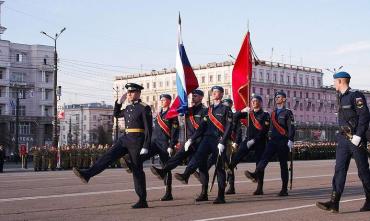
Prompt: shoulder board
<box><xmin>349</xmin><ymin>89</ymin><xmax>357</xmax><ymax>93</ymax></box>
<box><xmin>139</xmin><ymin>102</ymin><xmax>148</xmax><ymax>107</ymax></box>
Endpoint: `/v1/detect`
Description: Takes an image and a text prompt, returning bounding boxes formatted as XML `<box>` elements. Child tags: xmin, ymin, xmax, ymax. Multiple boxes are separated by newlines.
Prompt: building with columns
<box><xmin>113</xmin><ymin>60</ymin><xmax>370</xmax><ymax>141</ymax></box>
<box><xmin>0</xmin><ymin>1</ymin><xmax>55</xmax><ymax>155</ymax></box>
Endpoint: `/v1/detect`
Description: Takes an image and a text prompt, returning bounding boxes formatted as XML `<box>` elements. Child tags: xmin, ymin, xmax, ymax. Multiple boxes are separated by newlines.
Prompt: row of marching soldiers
<box><xmin>30</xmin><ymin>144</ymin><xmax>122</xmax><ymax>171</ymax></box>
<box><xmin>72</xmin><ymin>82</ymin><xmax>297</xmax><ymax>208</ymax></box>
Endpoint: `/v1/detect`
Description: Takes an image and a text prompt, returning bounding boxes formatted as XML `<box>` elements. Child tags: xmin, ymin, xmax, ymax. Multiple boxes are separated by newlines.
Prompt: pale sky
<box><xmin>2</xmin><ymin>0</ymin><xmax>370</xmax><ymax>104</ymax></box>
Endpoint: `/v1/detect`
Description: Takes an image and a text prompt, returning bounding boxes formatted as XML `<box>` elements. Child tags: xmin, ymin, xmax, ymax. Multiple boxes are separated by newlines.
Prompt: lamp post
<box><xmin>40</xmin><ymin>27</ymin><xmax>66</xmax><ymax>147</ymax></box>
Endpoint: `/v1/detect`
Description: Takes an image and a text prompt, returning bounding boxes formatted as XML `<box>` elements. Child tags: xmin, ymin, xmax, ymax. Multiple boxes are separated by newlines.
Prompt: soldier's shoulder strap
<box><xmin>139</xmin><ymin>102</ymin><xmax>149</xmax><ymax>107</ymax></box>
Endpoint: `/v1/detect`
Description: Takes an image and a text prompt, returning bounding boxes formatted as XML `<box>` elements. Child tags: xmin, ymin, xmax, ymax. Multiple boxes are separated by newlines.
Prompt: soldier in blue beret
<box><xmin>317</xmin><ymin>72</ymin><xmax>370</xmax><ymax>212</ymax></box>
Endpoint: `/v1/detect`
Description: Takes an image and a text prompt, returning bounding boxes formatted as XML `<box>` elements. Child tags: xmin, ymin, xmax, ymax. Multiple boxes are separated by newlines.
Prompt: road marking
<box><xmin>192</xmin><ymin>197</ymin><xmax>366</xmax><ymax>221</ymax></box>
<box><xmin>0</xmin><ymin>172</ymin><xmax>358</xmax><ymax>203</ymax></box>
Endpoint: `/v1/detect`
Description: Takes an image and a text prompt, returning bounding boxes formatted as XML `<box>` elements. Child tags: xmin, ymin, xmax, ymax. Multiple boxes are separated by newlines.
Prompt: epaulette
<box><xmin>139</xmin><ymin>102</ymin><xmax>149</xmax><ymax>107</ymax></box>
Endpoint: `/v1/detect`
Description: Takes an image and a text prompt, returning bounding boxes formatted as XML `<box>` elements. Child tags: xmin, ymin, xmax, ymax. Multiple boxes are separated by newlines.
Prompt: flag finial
<box><xmin>178</xmin><ymin>12</ymin><xmax>181</xmax><ymax>25</ymax></box>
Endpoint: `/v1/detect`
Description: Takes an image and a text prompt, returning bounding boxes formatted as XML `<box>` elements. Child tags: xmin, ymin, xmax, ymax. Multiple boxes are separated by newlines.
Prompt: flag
<box><xmin>166</xmin><ymin>13</ymin><xmax>198</xmax><ymax>119</ymax></box>
<box><xmin>232</xmin><ymin>31</ymin><xmax>253</xmax><ymax>111</ymax></box>
<box><xmin>58</xmin><ymin>111</ymin><xmax>65</xmax><ymax>119</ymax></box>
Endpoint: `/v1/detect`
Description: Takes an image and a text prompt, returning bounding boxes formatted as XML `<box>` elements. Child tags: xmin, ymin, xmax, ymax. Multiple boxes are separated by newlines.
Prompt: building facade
<box><xmin>113</xmin><ymin>60</ymin><xmax>370</xmax><ymax>141</ymax></box>
<box><xmin>0</xmin><ymin>6</ymin><xmax>55</xmax><ymax>155</ymax></box>
<box><xmin>59</xmin><ymin>102</ymin><xmax>114</xmax><ymax>146</ymax></box>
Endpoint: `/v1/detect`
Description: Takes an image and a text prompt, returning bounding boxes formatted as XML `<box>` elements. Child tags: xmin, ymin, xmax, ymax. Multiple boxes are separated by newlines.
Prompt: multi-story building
<box><xmin>113</xmin><ymin>60</ymin><xmax>370</xmax><ymax>141</ymax></box>
<box><xmin>0</xmin><ymin>3</ymin><xmax>55</xmax><ymax>155</ymax></box>
<box><xmin>59</xmin><ymin>102</ymin><xmax>113</xmax><ymax>146</ymax></box>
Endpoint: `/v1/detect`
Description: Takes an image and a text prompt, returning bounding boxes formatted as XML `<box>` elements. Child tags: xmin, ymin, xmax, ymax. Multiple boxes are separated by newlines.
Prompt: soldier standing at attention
<box><xmin>245</xmin><ymin>90</ymin><xmax>295</xmax><ymax>197</ymax></box>
<box><xmin>316</xmin><ymin>72</ymin><xmax>370</xmax><ymax>213</ymax></box>
<box><xmin>73</xmin><ymin>83</ymin><xmax>152</xmax><ymax>209</ymax></box>
<box><xmin>0</xmin><ymin>145</ymin><xmax>5</xmax><ymax>173</ymax></box>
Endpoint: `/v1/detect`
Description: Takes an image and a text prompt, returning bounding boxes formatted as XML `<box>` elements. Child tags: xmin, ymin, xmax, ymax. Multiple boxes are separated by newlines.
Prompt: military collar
<box><xmin>128</xmin><ymin>99</ymin><xmax>141</xmax><ymax>105</ymax></box>
<box><xmin>160</xmin><ymin>108</ymin><xmax>169</xmax><ymax>115</ymax></box>
<box><xmin>341</xmin><ymin>87</ymin><xmax>351</xmax><ymax>96</ymax></box>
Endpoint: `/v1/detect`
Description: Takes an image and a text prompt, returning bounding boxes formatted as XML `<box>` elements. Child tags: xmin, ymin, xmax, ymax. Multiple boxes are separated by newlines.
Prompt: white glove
<box><xmin>351</xmin><ymin>135</ymin><xmax>361</xmax><ymax>146</ymax></box>
<box><xmin>247</xmin><ymin>139</ymin><xmax>255</xmax><ymax>148</ymax></box>
<box><xmin>117</xmin><ymin>92</ymin><xmax>127</xmax><ymax>104</ymax></box>
<box><xmin>217</xmin><ymin>143</ymin><xmax>225</xmax><ymax>155</ymax></box>
<box><xmin>241</xmin><ymin>107</ymin><xmax>250</xmax><ymax>113</ymax></box>
<box><xmin>231</xmin><ymin>142</ymin><xmax>238</xmax><ymax>149</ymax></box>
<box><xmin>140</xmin><ymin>148</ymin><xmax>148</xmax><ymax>155</ymax></box>
<box><xmin>287</xmin><ymin>140</ymin><xmax>294</xmax><ymax>151</ymax></box>
<box><xmin>167</xmin><ymin>147</ymin><xmax>173</xmax><ymax>156</ymax></box>
<box><xmin>184</xmin><ymin>139</ymin><xmax>192</xmax><ymax>152</ymax></box>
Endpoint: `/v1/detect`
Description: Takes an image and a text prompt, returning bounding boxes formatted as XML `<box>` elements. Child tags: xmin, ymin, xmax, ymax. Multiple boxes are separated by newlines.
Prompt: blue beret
<box><xmin>222</xmin><ymin>98</ymin><xmax>233</xmax><ymax>106</ymax></box>
<box><xmin>275</xmin><ymin>90</ymin><xmax>286</xmax><ymax>98</ymax></box>
<box><xmin>333</xmin><ymin>71</ymin><xmax>351</xmax><ymax>79</ymax></box>
<box><xmin>251</xmin><ymin>94</ymin><xmax>263</xmax><ymax>102</ymax></box>
<box><xmin>211</xmin><ymin>86</ymin><xmax>224</xmax><ymax>93</ymax></box>
<box><xmin>192</xmin><ymin>89</ymin><xmax>204</xmax><ymax>97</ymax></box>
<box><xmin>125</xmin><ymin>83</ymin><xmax>144</xmax><ymax>91</ymax></box>
<box><xmin>160</xmin><ymin>94</ymin><xmax>172</xmax><ymax>100</ymax></box>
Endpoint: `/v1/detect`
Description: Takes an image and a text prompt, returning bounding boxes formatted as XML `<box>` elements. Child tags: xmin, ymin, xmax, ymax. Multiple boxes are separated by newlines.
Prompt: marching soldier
<box><xmin>134</xmin><ymin>94</ymin><xmax>179</xmax><ymax>201</ymax></box>
<box><xmin>227</xmin><ymin>94</ymin><xmax>270</xmax><ymax>195</ymax></box>
<box><xmin>73</xmin><ymin>83</ymin><xmax>152</xmax><ymax>209</ymax></box>
<box><xmin>174</xmin><ymin>86</ymin><xmax>233</xmax><ymax>204</ymax></box>
<box><xmin>150</xmin><ymin>89</ymin><xmax>209</xmax><ymax>201</ymax></box>
<box><xmin>316</xmin><ymin>72</ymin><xmax>370</xmax><ymax>212</ymax></box>
<box><xmin>49</xmin><ymin>147</ymin><xmax>57</xmax><ymax>171</ymax></box>
<box><xmin>41</xmin><ymin>146</ymin><xmax>48</xmax><ymax>171</ymax></box>
<box><xmin>245</xmin><ymin>90</ymin><xmax>295</xmax><ymax>197</ymax></box>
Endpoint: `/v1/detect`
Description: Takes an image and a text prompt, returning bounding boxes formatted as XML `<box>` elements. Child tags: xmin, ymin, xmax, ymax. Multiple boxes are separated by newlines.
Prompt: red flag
<box><xmin>58</xmin><ymin>111</ymin><xmax>65</xmax><ymax>120</ymax></box>
<box><xmin>232</xmin><ymin>31</ymin><xmax>253</xmax><ymax>111</ymax></box>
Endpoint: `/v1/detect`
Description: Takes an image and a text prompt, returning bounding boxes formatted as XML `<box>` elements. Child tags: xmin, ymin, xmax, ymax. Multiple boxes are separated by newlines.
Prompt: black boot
<box><xmin>213</xmin><ymin>188</ymin><xmax>226</xmax><ymax>204</ymax></box>
<box><xmin>277</xmin><ymin>189</ymin><xmax>288</xmax><ymax>197</ymax></box>
<box><xmin>195</xmin><ymin>185</ymin><xmax>208</xmax><ymax>202</ymax></box>
<box><xmin>254</xmin><ymin>172</ymin><xmax>264</xmax><ymax>195</ymax></box>
<box><xmin>121</xmin><ymin>156</ymin><xmax>132</xmax><ymax>174</ymax></box>
<box><xmin>160</xmin><ymin>186</ymin><xmax>173</xmax><ymax>201</ymax></box>
<box><xmin>73</xmin><ymin>167</ymin><xmax>90</xmax><ymax>184</ymax></box>
<box><xmin>131</xmin><ymin>200</ymin><xmax>148</xmax><ymax>209</ymax></box>
<box><xmin>316</xmin><ymin>191</ymin><xmax>341</xmax><ymax>213</ymax></box>
<box><xmin>244</xmin><ymin>170</ymin><xmax>258</xmax><ymax>183</ymax></box>
<box><xmin>174</xmin><ymin>173</ymin><xmax>189</xmax><ymax>184</ymax></box>
<box><xmin>150</xmin><ymin>166</ymin><xmax>166</xmax><ymax>180</ymax></box>
<box><xmin>360</xmin><ymin>194</ymin><xmax>370</xmax><ymax>212</ymax></box>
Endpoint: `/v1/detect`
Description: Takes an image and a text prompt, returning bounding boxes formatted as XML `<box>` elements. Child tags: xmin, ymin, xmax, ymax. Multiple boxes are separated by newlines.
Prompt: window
<box><xmin>300</xmin><ymin>91</ymin><xmax>303</xmax><ymax>98</ymax></box>
<box><xmin>293</xmin><ymin>91</ymin><xmax>297</xmax><ymax>97</ymax></box>
<box><xmin>166</xmin><ymin>81</ymin><xmax>169</xmax><ymax>87</ymax></box>
<box><xmin>311</xmin><ymin>78</ymin><xmax>315</xmax><ymax>87</ymax></box>
<box><xmin>300</xmin><ymin>103</ymin><xmax>303</xmax><ymax>111</ymax></box>
<box><xmin>317</xmin><ymin>77</ymin><xmax>321</xmax><ymax>87</ymax></box>
<box><xmin>19</xmin><ymin>122</ymin><xmax>31</xmax><ymax>135</ymax></box>
<box><xmin>201</xmin><ymin>76</ymin><xmax>205</xmax><ymax>83</ymax></box>
<box><xmin>84</xmin><ymin>115</ymin><xmax>86</xmax><ymax>121</ymax></box>
<box><xmin>273</xmin><ymin>73</ymin><xmax>277</xmax><ymax>82</ymax></box>
<box><xmin>45</xmin><ymin>72</ymin><xmax>51</xmax><ymax>83</ymax></box>
<box><xmin>252</xmin><ymin>70</ymin><xmax>256</xmax><ymax>79</ymax></box>
<box><xmin>280</xmin><ymin>75</ymin><xmax>284</xmax><ymax>84</ymax></box>
<box><xmin>267</xmin><ymin>88</ymin><xmax>270</xmax><ymax>95</ymax></box>
<box><xmin>146</xmin><ymin>82</ymin><xmax>150</xmax><ymax>89</ymax></box>
<box><xmin>293</xmin><ymin>76</ymin><xmax>297</xmax><ymax>85</ymax></box>
<box><xmin>152</xmin><ymin>82</ymin><xmax>156</xmax><ymax>89</ymax></box>
<box><xmin>312</xmin><ymin>93</ymin><xmax>315</xmax><ymax>99</ymax></box>
<box><xmin>16</xmin><ymin>53</ymin><xmax>23</xmax><ymax>62</ymax></box>
<box><xmin>146</xmin><ymin>96</ymin><xmax>149</xmax><ymax>102</ymax></box>
<box><xmin>252</xmin><ymin>87</ymin><xmax>256</xmax><ymax>93</ymax></box>
<box><xmin>287</xmin><ymin>76</ymin><xmax>290</xmax><ymax>84</ymax></box>
<box><xmin>12</xmin><ymin>105</ymin><xmax>26</xmax><ymax>116</ymax></box>
<box><xmin>217</xmin><ymin>74</ymin><xmax>221</xmax><ymax>82</ymax></box>
<box><xmin>83</xmin><ymin>125</ymin><xmax>86</xmax><ymax>130</ymax></box>
<box><xmin>259</xmin><ymin>88</ymin><xmax>263</xmax><ymax>95</ymax></box>
<box><xmin>225</xmin><ymin>88</ymin><xmax>229</xmax><ymax>95</ymax></box>
<box><xmin>152</xmin><ymin>95</ymin><xmax>155</xmax><ymax>101</ymax></box>
<box><xmin>312</xmin><ymin>104</ymin><xmax>315</xmax><ymax>112</ymax></box>
<box><xmin>159</xmin><ymin>81</ymin><xmax>163</xmax><ymax>87</ymax></box>
<box><xmin>43</xmin><ymin>58</ymin><xmax>47</xmax><ymax>65</ymax></box>
<box><xmin>287</xmin><ymin>91</ymin><xmax>290</xmax><ymax>97</ymax></box>
<box><xmin>209</xmin><ymin>75</ymin><xmax>213</xmax><ymax>82</ymax></box>
<box><xmin>93</xmin><ymin>115</ymin><xmax>97</xmax><ymax>121</ymax></box>
<box><xmin>11</xmin><ymin>72</ymin><xmax>25</xmax><ymax>82</ymax></box>
<box><xmin>306</xmin><ymin>92</ymin><xmax>308</xmax><ymax>98</ymax></box>
<box><xmin>266</xmin><ymin>71</ymin><xmax>270</xmax><ymax>81</ymax></box>
<box><xmin>259</xmin><ymin>71</ymin><xmax>263</xmax><ymax>81</ymax></box>
<box><xmin>299</xmin><ymin>76</ymin><xmax>303</xmax><ymax>85</ymax></box>
<box><xmin>305</xmin><ymin>77</ymin><xmax>309</xmax><ymax>86</ymax></box>
<box><xmin>0</xmin><ymin>105</ymin><xmax>3</xmax><ymax>115</ymax></box>
<box><xmin>318</xmin><ymin>93</ymin><xmax>321</xmax><ymax>99</ymax></box>
<box><xmin>0</xmin><ymin>70</ymin><xmax>3</xmax><ymax>79</ymax></box>
<box><xmin>0</xmin><ymin>87</ymin><xmax>2</xmax><ymax>97</ymax></box>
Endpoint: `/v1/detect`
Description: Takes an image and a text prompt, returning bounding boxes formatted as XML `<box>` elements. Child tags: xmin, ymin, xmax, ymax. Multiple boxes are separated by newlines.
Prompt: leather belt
<box><xmin>125</xmin><ymin>128</ymin><xmax>145</xmax><ymax>133</ymax></box>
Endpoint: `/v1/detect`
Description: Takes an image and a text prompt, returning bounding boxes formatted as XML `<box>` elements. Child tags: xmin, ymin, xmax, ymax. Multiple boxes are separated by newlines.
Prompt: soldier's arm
<box><xmin>220</xmin><ymin>107</ymin><xmax>233</xmax><ymax>145</ymax></box>
<box><xmin>169</xmin><ymin>117</ymin><xmax>180</xmax><ymax>148</ymax></box>
<box><xmin>142</xmin><ymin>105</ymin><xmax>153</xmax><ymax>149</ymax></box>
<box><xmin>286</xmin><ymin>110</ymin><xmax>296</xmax><ymax>141</ymax></box>
<box><xmin>353</xmin><ymin>92</ymin><xmax>370</xmax><ymax>137</ymax></box>
<box><xmin>113</xmin><ymin>101</ymin><xmax>125</xmax><ymax>118</ymax></box>
<box><xmin>189</xmin><ymin>116</ymin><xmax>208</xmax><ymax>141</ymax></box>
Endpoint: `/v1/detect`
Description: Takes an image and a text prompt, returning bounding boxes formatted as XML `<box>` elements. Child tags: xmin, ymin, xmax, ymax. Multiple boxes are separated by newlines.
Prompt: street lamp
<box><xmin>40</xmin><ymin>27</ymin><xmax>66</xmax><ymax>148</ymax></box>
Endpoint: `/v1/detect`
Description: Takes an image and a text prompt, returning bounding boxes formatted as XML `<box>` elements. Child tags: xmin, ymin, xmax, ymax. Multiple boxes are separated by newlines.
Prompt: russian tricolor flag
<box><xmin>166</xmin><ymin>13</ymin><xmax>198</xmax><ymax>119</ymax></box>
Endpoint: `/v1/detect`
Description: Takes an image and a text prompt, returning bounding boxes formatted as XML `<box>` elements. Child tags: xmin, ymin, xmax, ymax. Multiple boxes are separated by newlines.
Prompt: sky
<box><xmin>2</xmin><ymin>0</ymin><xmax>370</xmax><ymax>105</ymax></box>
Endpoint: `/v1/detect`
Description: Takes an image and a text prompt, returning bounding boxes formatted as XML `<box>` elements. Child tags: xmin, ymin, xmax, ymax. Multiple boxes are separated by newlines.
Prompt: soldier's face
<box><xmin>160</xmin><ymin>98</ymin><xmax>171</xmax><ymax>108</ymax></box>
<box><xmin>212</xmin><ymin>90</ymin><xmax>223</xmax><ymax>100</ymax></box>
<box><xmin>191</xmin><ymin>94</ymin><xmax>203</xmax><ymax>105</ymax></box>
<box><xmin>127</xmin><ymin>90</ymin><xmax>141</xmax><ymax>101</ymax></box>
<box><xmin>334</xmin><ymin>79</ymin><xmax>341</xmax><ymax>91</ymax></box>
<box><xmin>251</xmin><ymin>98</ymin><xmax>261</xmax><ymax>109</ymax></box>
<box><xmin>275</xmin><ymin>95</ymin><xmax>286</xmax><ymax>105</ymax></box>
